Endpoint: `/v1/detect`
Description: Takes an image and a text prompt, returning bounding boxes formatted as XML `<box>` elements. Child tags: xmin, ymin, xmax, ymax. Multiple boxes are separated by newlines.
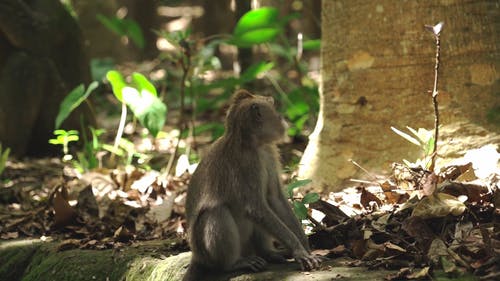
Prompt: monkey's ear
<box><xmin>232</xmin><ymin>90</ymin><xmax>255</xmax><ymax>105</ymax></box>
<box><xmin>250</xmin><ymin>103</ymin><xmax>263</xmax><ymax>122</ymax></box>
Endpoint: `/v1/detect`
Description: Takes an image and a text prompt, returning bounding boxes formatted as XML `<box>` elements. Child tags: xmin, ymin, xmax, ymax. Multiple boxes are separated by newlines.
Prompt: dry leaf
<box><xmin>412</xmin><ymin>193</ymin><xmax>466</xmax><ymax>219</ymax></box>
<box><xmin>53</xmin><ymin>187</ymin><xmax>76</xmax><ymax>227</ymax></box>
<box><xmin>407</xmin><ymin>266</ymin><xmax>430</xmax><ymax>279</ymax></box>
<box><xmin>146</xmin><ymin>194</ymin><xmax>175</xmax><ymax>223</ymax></box>
<box><xmin>360</xmin><ymin>187</ymin><xmax>382</xmax><ymax>208</ymax></box>
<box><xmin>421</xmin><ymin>173</ymin><xmax>438</xmax><ymax>196</ymax></box>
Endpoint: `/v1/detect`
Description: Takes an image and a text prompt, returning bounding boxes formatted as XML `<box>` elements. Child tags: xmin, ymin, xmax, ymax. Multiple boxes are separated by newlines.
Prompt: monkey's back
<box><xmin>185</xmin><ymin>136</ymin><xmax>274</xmax><ymax>228</ymax></box>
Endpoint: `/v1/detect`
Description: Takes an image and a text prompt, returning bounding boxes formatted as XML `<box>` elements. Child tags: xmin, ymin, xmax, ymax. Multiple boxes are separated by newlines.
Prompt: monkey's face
<box><xmin>248</xmin><ymin>98</ymin><xmax>286</xmax><ymax>144</ymax></box>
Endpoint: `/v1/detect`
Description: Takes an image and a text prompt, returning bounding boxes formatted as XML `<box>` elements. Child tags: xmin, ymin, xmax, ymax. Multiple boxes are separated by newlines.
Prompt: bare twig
<box><xmin>425</xmin><ymin>22</ymin><xmax>443</xmax><ymax>172</ymax></box>
<box><xmin>166</xmin><ymin>40</ymin><xmax>191</xmax><ymax>176</ymax></box>
<box><xmin>349</xmin><ymin>159</ymin><xmax>378</xmax><ymax>181</ymax></box>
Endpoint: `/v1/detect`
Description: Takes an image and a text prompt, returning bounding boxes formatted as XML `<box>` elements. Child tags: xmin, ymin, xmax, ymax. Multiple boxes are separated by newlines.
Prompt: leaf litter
<box><xmin>0</xmin><ymin>145</ymin><xmax>498</xmax><ymax>280</ymax></box>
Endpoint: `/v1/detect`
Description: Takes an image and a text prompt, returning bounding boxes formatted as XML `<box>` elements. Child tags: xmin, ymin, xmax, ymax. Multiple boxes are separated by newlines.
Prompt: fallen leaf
<box><xmin>146</xmin><ymin>194</ymin><xmax>175</xmax><ymax>223</ymax></box>
<box><xmin>407</xmin><ymin>266</ymin><xmax>430</xmax><ymax>279</ymax></box>
<box><xmin>439</xmin><ymin>162</ymin><xmax>473</xmax><ymax>181</ymax></box>
<box><xmin>360</xmin><ymin>187</ymin><xmax>382</xmax><ymax>208</ymax></box>
<box><xmin>421</xmin><ymin>173</ymin><xmax>438</xmax><ymax>196</ymax></box>
<box><xmin>412</xmin><ymin>193</ymin><xmax>466</xmax><ymax>219</ymax></box>
<box><xmin>52</xmin><ymin>187</ymin><xmax>76</xmax><ymax>227</ymax></box>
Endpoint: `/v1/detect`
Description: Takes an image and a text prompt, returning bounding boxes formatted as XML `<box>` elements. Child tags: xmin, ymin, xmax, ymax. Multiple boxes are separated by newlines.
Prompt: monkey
<box><xmin>183</xmin><ymin>90</ymin><xmax>322</xmax><ymax>281</ymax></box>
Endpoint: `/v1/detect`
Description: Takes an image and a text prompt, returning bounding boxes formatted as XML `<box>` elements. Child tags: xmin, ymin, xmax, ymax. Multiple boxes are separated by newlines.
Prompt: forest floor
<box><xmin>0</xmin><ymin>148</ymin><xmax>498</xmax><ymax>280</ymax></box>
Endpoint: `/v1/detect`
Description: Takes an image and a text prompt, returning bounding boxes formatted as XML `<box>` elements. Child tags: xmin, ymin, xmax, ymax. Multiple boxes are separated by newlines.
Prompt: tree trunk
<box><xmin>0</xmin><ymin>0</ymin><xmax>94</xmax><ymax>156</ymax></box>
<box><xmin>299</xmin><ymin>0</ymin><xmax>500</xmax><ymax>191</ymax></box>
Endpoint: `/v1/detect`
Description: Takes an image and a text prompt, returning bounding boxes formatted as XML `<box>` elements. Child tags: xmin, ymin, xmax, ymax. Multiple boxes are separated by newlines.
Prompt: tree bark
<box><xmin>0</xmin><ymin>0</ymin><xmax>93</xmax><ymax>156</ymax></box>
<box><xmin>299</xmin><ymin>0</ymin><xmax>500</xmax><ymax>191</ymax></box>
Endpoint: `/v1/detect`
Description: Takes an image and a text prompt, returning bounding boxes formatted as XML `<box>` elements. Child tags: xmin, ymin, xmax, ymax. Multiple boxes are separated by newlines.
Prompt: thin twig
<box><xmin>427</xmin><ymin>22</ymin><xmax>443</xmax><ymax>172</ymax></box>
<box><xmin>166</xmin><ymin>41</ymin><xmax>192</xmax><ymax>176</ymax></box>
<box><xmin>349</xmin><ymin>159</ymin><xmax>378</xmax><ymax>181</ymax></box>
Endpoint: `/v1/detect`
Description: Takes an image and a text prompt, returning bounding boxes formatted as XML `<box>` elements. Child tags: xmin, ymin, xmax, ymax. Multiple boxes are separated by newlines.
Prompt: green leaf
<box><xmin>106</xmin><ymin>70</ymin><xmax>127</xmax><ymax>102</ymax></box>
<box><xmin>286</xmin><ymin>179</ymin><xmax>312</xmax><ymax>198</ymax></box>
<box><xmin>97</xmin><ymin>15</ymin><xmax>145</xmax><ymax>49</ymax></box>
<box><xmin>302</xmin><ymin>193</ymin><xmax>320</xmax><ymax>204</ymax></box>
<box><xmin>286</xmin><ymin>101</ymin><xmax>309</xmax><ymax>120</ymax></box>
<box><xmin>0</xmin><ymin>144</ymin><xmax>10</xmax><ymax>176</ymax></box>
<box><xmin>55</xmin><ymin>82</ymin><xmax>98</xmax><ymax>129</ymax></box>
<box><xmin>240</xmin><ymin>62</ymin><xmax>274</xmax><ymax>82</ymax></box>
<box><xmin>96</xmin><ymin>14</ymin><xmax>124</xmax><ymax>35</ymax></box>
<box><xmin>121</xmin><ymin>87</ymin><xmax>167</xmax><ymax>137</ymax></box>
<box><xmin>107</xmin><ymin>71</ymin><xmax>167</xmax><ymax>137</ymax></box>
<box><xmin>91</xmin><ymin>58</ymin><xmax>115</xmax><ymax>81</ymax></box>
<box><xmin>293</xmin><ymin>201</ymin><xmax>308</xmax><ymax>220</ymax></box>
<box><xmin>302</xmin><ymin>39</ymin><xmax>321</xmax><ymax>50</ymax></box>
<box><xmin>391</xmin><ymin>126</ymin><xmax>422</xmax><ymax>146</ymax></box>
<box><xmin>231</xmin><ymin>7</ymin><xmax>282</xmax><ymax>47</ymax></box>
<box><xmin>123</xmin><ymin>19</ymin><xmax>145</xmax><ymax>49</ymax></box>
<box><xmin>131</xmin><ymin>72</ymin><xmax>157</xmax><ymax>97</ymax></box>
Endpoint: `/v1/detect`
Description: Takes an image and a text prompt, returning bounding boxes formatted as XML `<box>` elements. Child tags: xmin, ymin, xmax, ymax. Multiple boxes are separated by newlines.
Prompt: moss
<box><xmin>22</xmin><ymin>244</ymin><xmax>133</xmax><ymax>281</ymax></box>
<box><xmin>0</xmin><ymin>240</ymin><xmax>42</xmax><ymax>281</ymax></box>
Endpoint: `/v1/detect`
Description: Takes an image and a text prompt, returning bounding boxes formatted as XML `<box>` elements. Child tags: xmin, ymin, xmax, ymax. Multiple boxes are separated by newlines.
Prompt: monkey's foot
<box><xmin>295</xmin><ymin>254</ymin><xmax>323</xmax><ymax>271</ymax></box>
<box><xmin>231</xmin><ymin>256</ymin><xmax>267</xmax><ymax>272</ymax></box>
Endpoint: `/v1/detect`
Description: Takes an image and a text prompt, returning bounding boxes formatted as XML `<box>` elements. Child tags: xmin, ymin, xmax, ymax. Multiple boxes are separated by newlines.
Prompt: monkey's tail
<box><xmin>182</xmin><ymin>261</ymin><xmax>206</xmax><ymax>281</ymax></box>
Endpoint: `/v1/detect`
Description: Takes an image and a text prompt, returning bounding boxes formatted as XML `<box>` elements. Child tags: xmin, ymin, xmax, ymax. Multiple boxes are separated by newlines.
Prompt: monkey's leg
<box><xmin>198</xmin><ymin>206</ymin><xmax>267</xmax><ymax>272</ymax></box>
<box><xmin>252</xmin><ymin>228</ymin><xmax>290</xmax><ymax>263</ymax></box>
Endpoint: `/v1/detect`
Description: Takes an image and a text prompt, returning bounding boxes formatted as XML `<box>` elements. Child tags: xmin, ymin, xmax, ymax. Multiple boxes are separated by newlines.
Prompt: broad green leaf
<box><xmin>293</xmin><ymin>201</ymin><xmax>308</xmax><ymax>220</ymax></box>
<box><xmin>234</xmin><ymin>7</ymin><xmax>279</xmax><ymax>36</ymax></box>
<box><xmin>231</xmin><ymin>28</ymin><xmax>280</xmax><ymax>47</ymax></box>
<box><xmin>106</xmin><ymin>70</ymin><xmax>127</xmax><ymax>102</ymax></box>
<box><xmin>131</xmin><ymin>72</ymin><xmax>157</xmax><ymax>97</ymax></box>
<box><xmin>96</xmin><ymin>14</ymin><xmax>124</xmax><ymax>35</ymax></box>
<box><xmin>240</xmin><ymin>62</ymin><xmax>274</xmax><ymax>82</ymax></box>
<box><xmin>123</xmin><ymin>19</ymin><xmax>145</xmax><ymax>49</ymax></box>
<box><xmin>286</xmin><ymin>179</ymin><xmax>312</xmax><ymax>198</ymax></box>
<box><xmin>391</xmin><ymin>126</ymin><xmax>421</xmax><ymax>146</ymax></box>
<box><xmin>97</xmin><ymin>15</ymin><xmax>144</xmax><ymax>49</ymax></box>
<box><xmin>286</xmin><ymin>101</ymin><xmax>309</xmax><ymax>120</ymax></box>
<box><xmin>55</xmin><ymin>81</ymin><xmax>98</xmax><ymax>129</ymax></box>
<box><xmin>121</xmin><ymin>87</ymin><xmax>167</xmax><ymax>137</ymax></box>
<box><xmin>302</xmin><ymin>193</ymin><xmax>320</xmax><ymax>204</ymax></box>
<box><xmin>302</xmin><ymin>39</ymin><xmax>321</xmax><ymax>50</ymax></box>
<box><xmin>231</xmin><ymin>7</ymin><xmax>281</xmax><ymax>47</ymax></box>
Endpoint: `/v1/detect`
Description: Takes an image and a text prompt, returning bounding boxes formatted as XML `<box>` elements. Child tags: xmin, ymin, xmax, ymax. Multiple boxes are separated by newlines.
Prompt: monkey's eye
<box><xmin>250</xmin><ymin>103</ymin><xmax>262</xmax><ymax>121</ymax></box>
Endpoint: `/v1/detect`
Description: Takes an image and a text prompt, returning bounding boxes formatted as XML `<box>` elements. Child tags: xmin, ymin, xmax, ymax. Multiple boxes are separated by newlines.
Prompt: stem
<box><xmin>166</xmin><ymin>45</ymin><xmax>191</xmax><ymax>176</ymax></box>
<box><xmin>179</xmin><ymin>56</ymin><xmax>190</xmax><ymax>126</ymax></box>
<box><xmin>111</xmin><ymin>102</ymin><xmax>127</xmax><ymax>164</ymax></box>
<box><xmin>429</xmin><ymin>33</ymin><xmax>440</xmax><ymax>172</ymax></box>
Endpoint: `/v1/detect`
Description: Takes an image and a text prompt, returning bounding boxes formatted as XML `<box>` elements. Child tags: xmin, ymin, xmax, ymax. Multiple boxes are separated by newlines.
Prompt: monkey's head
<box><xmin>225</xmin><ymin>90</ymin><xmax>286</xmax><ymax>145</ymax></box>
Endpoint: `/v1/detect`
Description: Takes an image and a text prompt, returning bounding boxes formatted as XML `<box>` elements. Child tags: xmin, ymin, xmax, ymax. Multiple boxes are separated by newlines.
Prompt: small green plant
<box><xmin>0</xmin><ymin>143</ymin><xmax>10</xmax><ymax>177</ymax></box>
<box><xmin>49</xmin><ymin>129</ymin><xmax>80</xmax><ymax>161</ymax></box>
<box><xmin>392</xmin><ymin>22</ymin><xmax>444</xmax><ymax>172</ymax></box>
<box><xmin>391</xmin><ymin>126</ymin><xmax>435</xmax><ymax>169</ymax></box>
<box><xmin>286</xmin><ymin>179</ymin><xmax>320</xmax><ymax>220</ymax></box>
<box><xmin>229</xmin><ymin>7</ymin><xmax>321</xmax><ymax>137</ymax></box>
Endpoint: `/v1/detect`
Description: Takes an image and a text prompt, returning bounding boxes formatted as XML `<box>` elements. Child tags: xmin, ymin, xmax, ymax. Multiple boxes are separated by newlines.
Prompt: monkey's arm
<box><xmin>0</xmin><ymin>0</ymin><xmax>49</xmax><ymax>53</ymax></box>
<box><xmin>269</xmin><ymin>189</ymin><xmax>311</xmax><ymax>252</ymax></box>
<box><xmin>245</xmin><ymin>199</ymin><xmax>320</xmax><ymax>270</ymax></box>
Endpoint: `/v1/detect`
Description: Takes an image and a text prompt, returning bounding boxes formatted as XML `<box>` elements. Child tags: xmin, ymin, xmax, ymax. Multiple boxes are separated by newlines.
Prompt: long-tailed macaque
<box><xmin>183</xmin><ymin>90</ymin><xmax>322</xmax><ymax>280</ymax></box>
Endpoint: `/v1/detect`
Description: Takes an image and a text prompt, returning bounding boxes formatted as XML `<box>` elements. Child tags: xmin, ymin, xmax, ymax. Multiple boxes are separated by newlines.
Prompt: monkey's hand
<box><xmin>232</xmin><ymin>256</ymin><xmax>267</xmax><ymax>272</ymax></box>
<box><xmin>293</xmin><ymin>250</ymin><xmax>322</xmax><ymax>271</ymax></box>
